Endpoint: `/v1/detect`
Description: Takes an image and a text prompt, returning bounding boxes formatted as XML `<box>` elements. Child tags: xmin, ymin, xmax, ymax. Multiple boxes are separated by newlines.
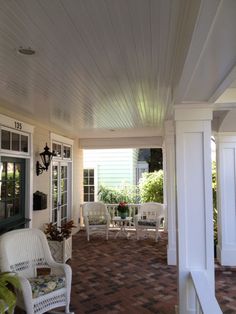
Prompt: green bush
<box><xmin>98</xmin><ymin>185</ymin><xmax>139</xmax><ymax>204</ymax></box>
<box><xmin>139</xmin><ymin>170</ymin><xmax>163</xmax><ymax>203</ymax></box>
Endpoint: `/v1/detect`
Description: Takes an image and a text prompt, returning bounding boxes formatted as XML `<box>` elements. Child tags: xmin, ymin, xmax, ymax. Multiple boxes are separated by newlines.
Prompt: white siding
<box><xmin>84</xmin><ymin>149</ymin><xmax>137</xmax><ymax>188</ymax></box>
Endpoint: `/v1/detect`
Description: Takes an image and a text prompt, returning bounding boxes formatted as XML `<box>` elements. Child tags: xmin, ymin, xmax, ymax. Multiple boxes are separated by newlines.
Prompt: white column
<box><xmin>163</xmin><ymin>121</ymin><xmax>177</xmax><ymax>265</ymax></box>
<box><xmin>175</xmin><ymin>107</ymin><xmax>214</xmax><ymax>313</ymax></box>
<box><xmin>216</xmin><ymin>133</ymin><xmax>236</xmax><ymax>266</ymax></box>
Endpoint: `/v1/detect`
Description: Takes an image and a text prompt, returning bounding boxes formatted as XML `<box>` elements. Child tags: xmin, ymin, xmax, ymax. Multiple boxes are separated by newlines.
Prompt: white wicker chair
<box><xmin>134</xmin><ymin>202</ymin><xmax>165</xmax><ymax>242</ymax></box>
<box><xmin>83</xmin><ymin>202</ymin><xmax>111</xmax><ymax>241</ymax></box>
<box><xmin>0</xmin><ymin>228</ymin><xmax>73</xmax><ymax>314</ymax></box>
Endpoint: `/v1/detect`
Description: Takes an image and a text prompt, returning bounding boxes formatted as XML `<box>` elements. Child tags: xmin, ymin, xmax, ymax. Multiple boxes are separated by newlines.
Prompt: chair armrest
<box><xmin>47</xmin><ymin>261</ymin><xmax>71</xmax><ymax>276</ymax></box>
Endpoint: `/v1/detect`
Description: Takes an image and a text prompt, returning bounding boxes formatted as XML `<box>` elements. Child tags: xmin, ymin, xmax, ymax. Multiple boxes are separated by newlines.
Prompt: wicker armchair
<box><xmin>83</xmin><ymin>202</ymin><xmax>111</xmax><ymax>241</ymax></box>
<box><xmin>134</xmin><ymin>202</ymin><xmax>165</xmax><ymax>242</ymax></box>
<box><xmin>0</xmin><ymin>228</ymin><xmax>73</xmax><ymax>314</ymax></box>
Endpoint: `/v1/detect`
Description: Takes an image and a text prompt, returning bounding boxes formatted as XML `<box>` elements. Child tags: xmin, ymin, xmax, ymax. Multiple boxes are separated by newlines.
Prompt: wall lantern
<box><xmin>36</xmin><ymin>143</ymin><xmax>54</xmax><ymax>176</ymax></box>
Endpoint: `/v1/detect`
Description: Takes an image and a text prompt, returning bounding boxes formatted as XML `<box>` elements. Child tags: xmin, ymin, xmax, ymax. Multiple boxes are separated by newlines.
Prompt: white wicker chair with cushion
<box><xmin>134</xmin><ymin>202</ymin><xmax>165</xmax><ymax>242</ymax></box>
<box><xmin>83</xmin><ymin>202</ymin><xmax>111</xmax><ymax>241</ymax></box>
<box><xmin>0</xmin><ymin>228</ymin><xmax>73</xmax><ymax>314</ymax></box>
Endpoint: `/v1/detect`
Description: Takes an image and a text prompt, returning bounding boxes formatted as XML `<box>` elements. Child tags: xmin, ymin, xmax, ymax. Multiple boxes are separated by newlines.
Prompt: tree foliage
<box><xmin>212</xmin><ymin>160</ymin><xmax>218</xmax><ymax>245</ymax></box>
<box><xmin>139</xmin><ymin>170</ymin><xmax>163</xmax><ymax>203</ymax></box>
<box><xmin>98</xmin><ymin>185</ymin><xmax>139</xmax><ymax>204</ymax></box>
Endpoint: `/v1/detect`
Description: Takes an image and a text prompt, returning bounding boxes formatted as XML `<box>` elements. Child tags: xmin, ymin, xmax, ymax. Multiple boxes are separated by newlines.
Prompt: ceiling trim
<box><xmin>209</xmin><ymin>65</ymin><xmax>236</xmax><ymax>103</ymax></box>
<box><xmin>174</xmin><ymin>0</ymin><xmax>222</xmax><ymax>103</ymax></box>
<box><xmin>79</xmin><ymin>137</ymin><xmax>163</xmax><ymax>149</ymax></box>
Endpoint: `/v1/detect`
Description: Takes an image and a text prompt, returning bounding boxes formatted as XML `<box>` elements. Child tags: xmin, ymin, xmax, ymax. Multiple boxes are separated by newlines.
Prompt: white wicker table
<box><xmin>112</xmin><ymin>216</ymin><xmax>132</xmax><ymax>239</ymax></box>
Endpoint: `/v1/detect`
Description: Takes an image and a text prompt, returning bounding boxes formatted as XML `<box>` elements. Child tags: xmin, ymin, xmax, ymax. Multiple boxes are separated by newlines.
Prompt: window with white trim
<box><xmin>1</xmin><ymin>127</ymin><xmax>29</xmax><ymax>154</ymax></box>
<box><xmin>52</xmin><ymin>142</ymin><xmax>72</xmax><ymax>160</ymax></box>
<box><xmin>83</xmin><ymin>169</ymin><xmax>95</xmax><ymax>202</ymax></box>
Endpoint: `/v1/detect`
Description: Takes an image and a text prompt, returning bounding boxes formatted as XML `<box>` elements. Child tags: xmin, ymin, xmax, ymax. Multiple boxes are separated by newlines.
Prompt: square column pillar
<box><xmin>175</xmin><ymin>107</ymin><xmax>214</xmax><ymax>313</ymax></box>
<box><xmin>163</xmin><ymin>120</ymin><xmax>177</xmax><ymax>265</ymax></box>
<box><xmin>215</xmin><ymin>133</ymin><xmax>236</xmax><ymax>265</ymax></box>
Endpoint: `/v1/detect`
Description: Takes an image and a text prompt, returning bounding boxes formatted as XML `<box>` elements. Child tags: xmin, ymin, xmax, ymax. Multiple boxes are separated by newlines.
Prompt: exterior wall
<box><xmin>32</xmin><ymin>126</ymin><xmax>51</xmax><ymax>229</ymax></box>
<box><xmin>83</xmin><ymin>148</ymin><xmax>137</xmax><ymax>189</ymax></box>
<box><xmin>0</xmin><ymin>110</ymin><xmax>80</xmax><ymax>232</ymax></box>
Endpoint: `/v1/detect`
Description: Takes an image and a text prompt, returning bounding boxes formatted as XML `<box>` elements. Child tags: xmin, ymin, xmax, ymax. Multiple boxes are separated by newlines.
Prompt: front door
<box><xmin>0</xmin><ymin>157</ymin><xmax>25</xmax><ymax>232</ymax></box>
<box><xmin>51</xmin><ymin>161</ymin><xmax>70</xmax><ymax>227</ymax></box>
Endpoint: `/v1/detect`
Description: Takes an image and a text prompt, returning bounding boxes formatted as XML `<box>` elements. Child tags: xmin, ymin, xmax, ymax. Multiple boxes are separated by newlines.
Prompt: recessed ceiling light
<box><xmin>17</xmin><ymin>47</ymin><xmax>36</xmax><ymax>56</ymax></box>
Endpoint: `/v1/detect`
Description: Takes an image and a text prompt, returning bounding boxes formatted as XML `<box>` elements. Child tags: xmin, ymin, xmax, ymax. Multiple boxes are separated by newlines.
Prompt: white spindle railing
<box><xmin>106</xmin><ymin>203</ymin><xmax>140</xmax><ymax>228</ymax></box>
<box><xmin>190</xmin><ymin>271</ymin><xmax>222</xmax><ymax>314</ymax></box>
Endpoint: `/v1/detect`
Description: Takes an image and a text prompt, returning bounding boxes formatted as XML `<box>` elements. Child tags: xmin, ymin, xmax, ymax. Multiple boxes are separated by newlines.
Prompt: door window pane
<box><xmin>52</xmin><ymin>162</ymin><xmax>69</xmax><ymax>227</ymax></box>
<box><xmin>1</xmin><ymin>130</ymin><xmax>10</xmax><ymax>150</ymax></box>
<box><xmin>21</xmin><ymin>135</ymin><xmax>28</xmax><ymax>152</ymax></box>
<box><xmin>0</xmin><ymin>158</ymin><xmax>25</xmax><ymax>229</ymax></box>
<box><xmin>12</xmin><ymin>133</ymin><xmax>20</xmax><ymax>151</ymax></box>
<box><xmin>52</xmin><ymin>143</ymin><xmax>61</xmax><ymax>157</ymax></box>
<box><xmin>63</xmin><ymin>145</ymin><xmax>71</xmax><ymax>158</ymax></box>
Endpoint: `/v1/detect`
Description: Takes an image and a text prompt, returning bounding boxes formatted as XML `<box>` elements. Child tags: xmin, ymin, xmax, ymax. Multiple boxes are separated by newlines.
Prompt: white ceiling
<box><xmin>0</xmin><ymin>0</ymin><xmax>236</xmax><ymax>139</ymax></box>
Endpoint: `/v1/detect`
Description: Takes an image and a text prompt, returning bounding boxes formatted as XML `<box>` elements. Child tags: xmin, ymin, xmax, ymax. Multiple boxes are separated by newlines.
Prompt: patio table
<box><xmin>112</xmin><ymin>216</ymin><xmax>132</xmax><ymax>239</ymax></box>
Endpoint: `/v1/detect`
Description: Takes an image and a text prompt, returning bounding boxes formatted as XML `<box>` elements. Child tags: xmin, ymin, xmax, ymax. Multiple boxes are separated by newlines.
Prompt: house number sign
<box><xmin>14</xmin><ymin>121</ymin><xmax>23</xmax><ymax>130</ymax></box>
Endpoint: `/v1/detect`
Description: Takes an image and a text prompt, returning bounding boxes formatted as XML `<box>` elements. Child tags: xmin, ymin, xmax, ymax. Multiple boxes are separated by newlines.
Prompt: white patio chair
<box><xmin>83</xmin><ymin>202</ymin><xmax>111</xmax><ymax>241</ymax></box>
<box><xmin>134</xmin><ymin>202</ymin><xmax>165</xmax><ymax>242</ymax></box>
<box><xmin>0</xmin><ymin>228</ymin><xmax>73</xmax><ymax>314</ymax></box>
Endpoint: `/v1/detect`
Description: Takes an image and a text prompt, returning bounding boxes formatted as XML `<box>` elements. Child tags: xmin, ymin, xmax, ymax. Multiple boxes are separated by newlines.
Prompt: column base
<box><xmin>167</xmin><ymin>246</ymin><xmax>176</xmax><ymax>265</ymax></box>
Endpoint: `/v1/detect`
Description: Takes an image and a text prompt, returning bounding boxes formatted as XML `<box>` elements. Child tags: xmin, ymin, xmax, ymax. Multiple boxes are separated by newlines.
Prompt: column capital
<box><xmin>174</xmin><ymin>106</ymin><xmax>213</xmax><ymax>121</ymax></box>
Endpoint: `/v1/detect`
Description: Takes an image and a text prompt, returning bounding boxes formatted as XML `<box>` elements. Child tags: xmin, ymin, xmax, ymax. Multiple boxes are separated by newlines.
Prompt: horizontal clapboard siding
<box><xmin>84</xmin><ymin>148</ymin><xmax>138</xmax><ymax>188</ymax></box>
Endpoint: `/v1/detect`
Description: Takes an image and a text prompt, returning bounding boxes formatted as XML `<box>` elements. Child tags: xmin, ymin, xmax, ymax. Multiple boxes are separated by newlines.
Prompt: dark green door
<box><xmin>0</xmin><ymin>157</ymin><xmax>26</xmax><ymax>233</ymax></box>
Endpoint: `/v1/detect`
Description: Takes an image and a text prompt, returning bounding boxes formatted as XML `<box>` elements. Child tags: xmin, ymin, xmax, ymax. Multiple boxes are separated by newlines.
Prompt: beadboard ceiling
<box><xmin>0</xmin><ymin>0</ymin><xmax>236</xmax><ymax>139</ymax></box>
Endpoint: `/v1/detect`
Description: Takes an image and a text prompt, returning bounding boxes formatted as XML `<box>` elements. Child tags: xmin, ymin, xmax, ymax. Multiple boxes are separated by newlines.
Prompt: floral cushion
<box><xmin>28</xmin><ymin>275</ymin><xmax>65</xmax><ymax>298</ymax></box>
<box><xmin>88</xmin><ymin>216</ymin><xmax>107</xmax><ymax>225</ymax></box>
<box><xmin>138</xmin><ymin>220</ymin><xmax>157</xmax><ymax>227</ymax></box>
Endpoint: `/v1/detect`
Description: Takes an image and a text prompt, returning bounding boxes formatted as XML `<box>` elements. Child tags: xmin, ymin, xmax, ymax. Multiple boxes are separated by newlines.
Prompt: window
<box><xmin>83</xmin><ymin>169</ymin><xmax>95</xmax><ymax>202</ymax></box>
<box><xmin>52</xmin><ymin>142</ymin><xmax>71</xmax><ymax>160</ymax></box>
<box><xmin>1</xmin><ymin>128</ymin><xmax>29</xmax><ymax>153</ymax></box>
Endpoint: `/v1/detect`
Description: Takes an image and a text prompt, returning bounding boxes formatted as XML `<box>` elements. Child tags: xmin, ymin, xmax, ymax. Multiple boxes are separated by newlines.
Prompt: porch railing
<box><xmin>79</xmin><ymin>203</ymin><xmax>165</xmax><ymax>229</ymax></box>
<box><xmin>106</xmin><ymin>203</ymin><xmax>140</xmax><ymax>228</ymax></box>
<box><xmin>189</xmin><ymin>271</ymin><xmax>222</xmax><ymax>314</ymax></box>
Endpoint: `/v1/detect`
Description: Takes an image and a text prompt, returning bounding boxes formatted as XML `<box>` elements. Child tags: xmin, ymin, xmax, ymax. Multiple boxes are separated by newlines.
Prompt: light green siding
<box><xmin>84</xmin><ymin>149</ymin><xmax>137</xmax><ymax>188</ymax></box>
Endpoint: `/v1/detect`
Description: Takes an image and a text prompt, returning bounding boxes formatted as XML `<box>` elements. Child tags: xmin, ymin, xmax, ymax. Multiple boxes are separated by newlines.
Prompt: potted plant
<box><xmin>44</xmin><ymin>220</ymin><xmax>76</xmax><ymax>263</ymax></box>
<box><xmin>117</xmin><ymin>202</ymin><xmax>129</xmax><ymax>219</ymax></box>
<box><xmin>0</xmin><ymin>272</ymin><xmax>20</xmax><ymax>313</ymax></box>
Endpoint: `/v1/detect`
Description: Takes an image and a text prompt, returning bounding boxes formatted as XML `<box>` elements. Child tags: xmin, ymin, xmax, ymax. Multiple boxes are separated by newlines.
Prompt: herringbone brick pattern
<box><xmin>69</xmin><ymin>230</ymin><xmax>177</xmax><ymax>314</ymax></box>
<box><xmin>70</xmin><ymin>230</ymin><xmax>236</xmax><ymax>314</ymax></box>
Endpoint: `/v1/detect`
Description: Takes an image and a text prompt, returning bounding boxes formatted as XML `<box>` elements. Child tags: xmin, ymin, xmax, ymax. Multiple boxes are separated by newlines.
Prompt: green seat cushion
<box><xmin>88</xmin><ymin>216</ymin><xmax>107</xmax><ymax>225</ymax></box>
<box><xmin>29</xmin><ymin>275</ymin><xmax>65</xmax><ymax>298</ymax></box>
<box><xmin>138</xmin><ymin>220</ymin><xmax>157</xmax><ymax>227</ymax></box>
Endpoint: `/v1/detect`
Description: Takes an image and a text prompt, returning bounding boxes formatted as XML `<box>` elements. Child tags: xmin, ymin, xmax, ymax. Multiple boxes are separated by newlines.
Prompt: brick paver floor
<box><xmin>69</xmin><ymin>230</ymin><xmax>236</xmax><ymax>314</ymax></box>
<box><xmin>14</xmin><ymin>229</ymin><xmax>236</xmax><ymax>313</ymax></box>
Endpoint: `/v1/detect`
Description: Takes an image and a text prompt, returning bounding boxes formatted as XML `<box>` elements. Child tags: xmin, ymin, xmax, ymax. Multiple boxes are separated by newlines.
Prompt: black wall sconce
<box><xmin>36</xmin><ymin>143</ymin><xmax>54</xmax><ymax>176</ymax></box>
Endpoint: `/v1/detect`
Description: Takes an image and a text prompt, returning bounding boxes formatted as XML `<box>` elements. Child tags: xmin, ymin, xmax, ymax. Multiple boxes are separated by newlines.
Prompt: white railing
<box><xmin>106</xmin><ymin>203</ymin><xmax>140</xmax><ymax>228</ymax></box>
<box><xmin>79</xmin><ymin>203</ymin><xmax>166</xmax><ymax>229</ymax></box>
<box><xmin>190</xmin><ymin>271</ymin><xmax>222</xmax><ymax>314</ymax></box>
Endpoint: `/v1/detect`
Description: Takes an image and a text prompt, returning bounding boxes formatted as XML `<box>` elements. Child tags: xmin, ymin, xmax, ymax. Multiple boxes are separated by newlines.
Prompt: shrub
<box><xmin>98</xmin><ymin>185</ymin><xmax>139</xmax><ymax>204</ymax></box>
<box><xmin>139</xmin><ymin>170</ymin><xmax>163</xmax><ymax>203</ymax></box>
